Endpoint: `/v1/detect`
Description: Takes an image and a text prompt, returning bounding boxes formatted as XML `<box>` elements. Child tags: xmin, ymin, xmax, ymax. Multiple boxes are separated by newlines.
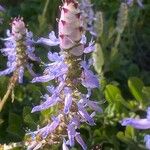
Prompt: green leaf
<box><xmin>128</xmin><ymin>77</ymin><xmax>145</xmax><ymax>103</ymax></box>
<box><xmin>92</xmin><ymin>43</ymin><xmax>104</xmax><ymax>74</ymax></box>
<box><xmin>7</xmin><ymin>113</ymin><xmax>24</xmax><ymax>138</ymax></box>
<box><xmin>104</xmin><ymin>84</ymin><xmax>121</xmax><ymax>103</ymax></box>
<box><xmin>125</xmin><ymin>126</ymin><xmax>135</xmax><ymax>139</ymax></box>
<box><xmin>142</xmin><ymin>86</ymin><xmax>150</xmax><ymax>100</ymax></box>
<box><xmin>23</xmin><ymin>106</ymin><xmax>37</xmax><ymax>128</ymax></box>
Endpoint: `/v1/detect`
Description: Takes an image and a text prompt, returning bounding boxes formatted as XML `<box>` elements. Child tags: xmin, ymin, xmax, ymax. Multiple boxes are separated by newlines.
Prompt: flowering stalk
<box><xmin>27</xmin><ymin>0</ymin><xmax>101</xmax><ymax>149</ymax></box>
<box><xmin>0</xmin><ymin>17</ymin><xmax>39</xmax><ymax>111</ymax></box>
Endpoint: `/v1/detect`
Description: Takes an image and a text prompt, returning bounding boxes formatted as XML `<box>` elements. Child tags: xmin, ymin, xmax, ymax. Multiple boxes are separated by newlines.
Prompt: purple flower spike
<box><xmin>28</xmin><ymin>0</ymin><xmax>101</xmax><ymax>149</ymax></box>
<box><xmin>0</xmin><ymin>17</ymin><xmax>39</xmax><ymax>82</ymax></box>
<box><xmin>75</xmin><ymin>132</ymin><xmax>87</xmax><ymax>150</ymax></box>
<box><xmin>144</xmin><ymin>135</ymin><xmax>150</xmax><ymax>150</ymax></box>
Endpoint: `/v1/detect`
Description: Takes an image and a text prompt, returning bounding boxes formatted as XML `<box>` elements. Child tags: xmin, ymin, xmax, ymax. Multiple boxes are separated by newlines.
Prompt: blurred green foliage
<box><xmin>0</xmin><ymin>0</ymin><xmax>150</xmax><ymax>149</ymax></box>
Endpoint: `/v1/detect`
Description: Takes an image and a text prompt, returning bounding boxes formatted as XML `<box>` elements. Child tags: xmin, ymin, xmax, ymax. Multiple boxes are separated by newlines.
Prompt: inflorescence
<box><xmin>27</xmin><ymin>0</ymin><xmax>102</xmax><ymax>149</ymax></box>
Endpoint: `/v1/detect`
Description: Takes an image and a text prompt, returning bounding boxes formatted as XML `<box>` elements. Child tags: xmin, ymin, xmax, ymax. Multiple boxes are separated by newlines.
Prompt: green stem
<box><xmin>0</xmin><ymin>74</ymin><xmax>17</xmax><ymax>112</ymax></box>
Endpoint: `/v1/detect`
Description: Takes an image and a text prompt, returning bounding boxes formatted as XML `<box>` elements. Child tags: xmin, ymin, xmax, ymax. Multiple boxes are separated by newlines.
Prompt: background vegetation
<box><xmin>0</xmin><ymin>0</ymin><xmax>150</xmax><ymax>149</ymax></box>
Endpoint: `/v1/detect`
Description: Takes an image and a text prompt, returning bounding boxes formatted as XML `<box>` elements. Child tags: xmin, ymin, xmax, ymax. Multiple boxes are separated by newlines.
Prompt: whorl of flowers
<box><xmin>27</xmin><ymin>0</ymin><xmax>101</xmax><ymax>149</ymax></box>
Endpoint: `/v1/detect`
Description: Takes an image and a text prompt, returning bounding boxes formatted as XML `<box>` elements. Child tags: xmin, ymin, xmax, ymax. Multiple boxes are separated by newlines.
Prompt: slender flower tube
<box><xmin>0</xmin><ymin>17</ymin><xmax>39</xmax><ymax>111</ymax></box>
<box><xmin>27</xmin><ymin>0</ymin><xmax>101</xmax><ymax>149</ymax></box>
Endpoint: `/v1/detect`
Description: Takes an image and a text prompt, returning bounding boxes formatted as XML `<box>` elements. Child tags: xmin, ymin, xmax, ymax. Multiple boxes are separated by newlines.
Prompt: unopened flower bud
<box><xmin>59</xmin><ymin>0</ymin><xmax>83</xmax><ymax>49</ymax></box>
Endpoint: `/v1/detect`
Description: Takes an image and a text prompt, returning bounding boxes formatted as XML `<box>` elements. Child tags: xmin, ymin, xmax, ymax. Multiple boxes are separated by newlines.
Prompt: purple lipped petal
<box><xmin>80</xmin><ymin>35</ymin><xmax>87</xmax><ymax>45</ymax></box>
<box><xmin>31</xmin><ymin>95</ymin><xmax>60</xmax><ymax>113</ymax></box>
<box><xmin>27</xmin><ymin>47</ymin><xmax>40</xmax><ymax>62</ymax></box>
<box><xmin>67</xmin><ymin>123</ymin><xmax>76</xmax><ymax>147</ymax></box>
<box><xmin>32</xmin><ymin>74</ymin><xmax>55</xmax><ymax>83</ymax></box>
<box><xmin>75</xmin><ymin>132</ymin><xmax>87</xmax><ymax>150</ymax></box>
<box><xmin>144</xmin><ymin>135</ymin><xmax>150</xmax><ymax>150</ymax></box>
<box><xmin>70</xmin><ymin>116</ymin><xmax>80</xmax><ymax>128</ymax></box>
<box><xmin>38</xmin><ymin>116</ymin><xmax>60</xmax><ymax>138</ymax></box>
<box><xmin>0</xmin><ymin>65</ymin><xmax>16</xmax><ymax>76</ymax></box>
<box><xmin>85</xmin><ymin>99</ymin><xmax>102</xmax><ymax>112</ymax></box>
<box><xmin>121</xmin><ymin>118</ymin><xmax>150</xmax><ymax>129</ymax></box>
<box><xmin>147</xmin><ymin>107</ymin><xmax>150</xmax><ymax>121</ymax></box>
<box><xmin>48</xmin><ymin>52</ymin><xmax>61</xmax><ymax>62</ymax></box>
<box><xmin>64</xmin><ymin>88</ymin><xmax>72</xmax><ymax>114</ymax></box>
<box><xmin>62</xmin><ymin>139</ymin><xmax>69</xmax><ymax>150</ymax></box>
<box><xmin>84</xmin><ymin>40</ymin><xmax>95</xmax><ymax>53</ymax></box>
<box><xmin>26</xmin><ymin>63</ymin><xmax>37</xmax><ymax>77</ymax></box>
<box><xmin>46</xmin><ymin>85</ymin><xmax>55</xmax><ymax>95</ymax></box>
<box><xmin>37</xmin><ymin>31</ymin><xmax>59</xmax><ymax>46</ymax></box>
<box><xmin>81</xmin><ymin>69</ymin><xmax>99</xmax><ymax>88</ymax></box>
<box><xmin>18</xmin><ymin>66</ymin><xmax>24</xmax><ymax>83</ymax></box>
<box><xmin>78</xmin><ymin>104</ymin><xmax>95</xmax><ymax>125</ymax></box>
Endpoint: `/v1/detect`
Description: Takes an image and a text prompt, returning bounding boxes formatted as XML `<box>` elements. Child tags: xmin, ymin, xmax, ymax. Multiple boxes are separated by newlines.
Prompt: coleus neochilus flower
<box><xmin>121</xmin><ymin>107</ymin><xmax>150</xmax><ymax>149</ymax></box>
<box><xmin>27</xmin><ymin>0</ymin><xmax>101</xmax><ymax>150</ymax></box>
<box><xmin>0</xmin><ymin>17</ymin><xmax>39</xmax><ymax>111</ymax></box>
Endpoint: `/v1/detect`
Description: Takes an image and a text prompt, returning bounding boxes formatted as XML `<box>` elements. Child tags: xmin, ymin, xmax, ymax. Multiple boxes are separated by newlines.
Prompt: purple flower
<box><xmin>62</xmin><ymin>139</ymin><xmax>69</xmax><ymax>150</ymax></box>
<box><xmin>84</xmin><ymin>39</ymin><xmax>95</xmax><ymax>53</ymax></box>
<box><xmin>144</xmin><ymin>135</ymin><xmax>150</xmax><ymax>150</ymax></box>
<box><xmin>81</xmin><ymin>60</ymin><xmax>99</xmax><ymax>88</ymax></box>
<box><xmin>67</xmin><ymin>123</ymin><xmax>76</xmax><ymax>146</ymax></box>
<box><xmin>37</xmin><ymin>31</ymin><xmax>60</xmax><ymax>46</ymax></box>
<box><xmin>78</xmin><ymin>102</ymin><xmax>95</xmax><ymax>125</ymax></box>
<box><xmin>32</xmin><ymin>52</ymin><xmax>68</xmax><ymax>83</ymax></box>
<box><xmin>121</xmin><ymin>107</ymin><xmax>150</xmax><ymax>129</ymax></box>
<box><xmin>29</xmin><ymin>115</ymin><xmax>60</xmax><ymax>139</ymax></box>
<box><xmin>31</xmin><ymin>94</ymin><xmax>60</xmax><ymax>113</ymax></box>
<box><xmin>75</xmin><ymin>132</ymin><xmax>87</xmax><ymax>150</ymax></box>
<box><xmin>64</xmin><ymin>87</ymin><xmax>72</xmax><ymax>114</ymax></box>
